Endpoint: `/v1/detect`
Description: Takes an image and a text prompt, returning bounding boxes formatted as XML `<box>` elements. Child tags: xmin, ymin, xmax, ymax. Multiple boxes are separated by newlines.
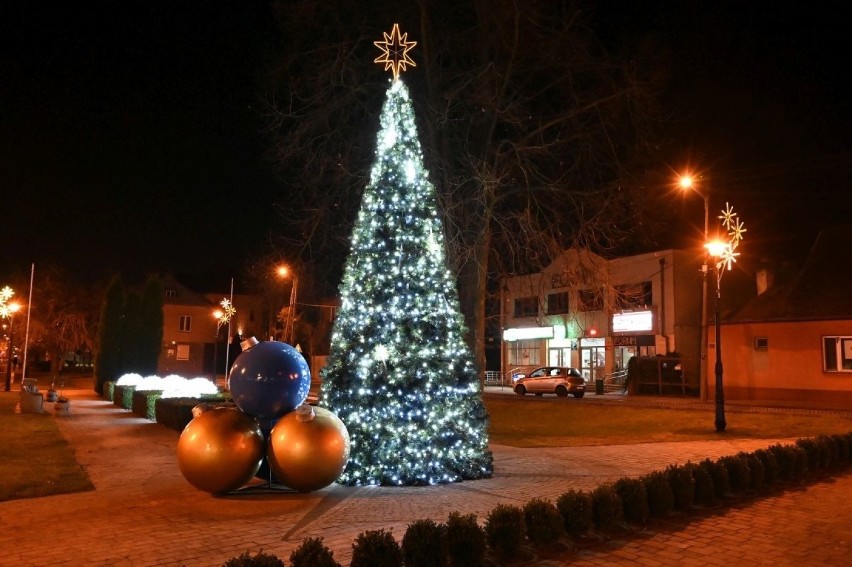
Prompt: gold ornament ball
<box><xmin>268</xmin><ymin>404</ymin><xmax>350</xmax><ymax>492</ymax></box>
<box><xmin>177</xmin><ymin>407</ymin><xmax>265</xmax><ymax>494</ymax></box>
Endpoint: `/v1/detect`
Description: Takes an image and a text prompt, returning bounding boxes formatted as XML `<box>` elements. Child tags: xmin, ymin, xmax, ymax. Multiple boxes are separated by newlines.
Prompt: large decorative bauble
<box><xmin>177</xmin><ymin>407</ymin><xmax>265</xmax><ymax>494</ymax></box>
<box><xmin>268</xmin><ymin>404</ymin><xmax>351</xmax><ymax>492</ymax></box>
<box><xmin>228</xmin><ymin>339</ymin><xmax>311</xmax><ymax>423</ymax></box>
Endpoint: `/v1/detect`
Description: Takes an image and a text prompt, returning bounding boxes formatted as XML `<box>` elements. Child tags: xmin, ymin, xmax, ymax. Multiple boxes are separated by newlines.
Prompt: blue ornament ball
<box><xmin>228</xmin><ymin>340</ymin><xmax>311</xmax><ymax>422</ymax></box>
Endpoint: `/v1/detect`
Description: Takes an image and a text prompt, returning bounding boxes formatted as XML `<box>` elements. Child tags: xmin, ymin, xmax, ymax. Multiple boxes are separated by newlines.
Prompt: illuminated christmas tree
<box><xmin>320</xmin><ymin>24</ymin><xmax>493</xmax><ymax>486</ymax></box>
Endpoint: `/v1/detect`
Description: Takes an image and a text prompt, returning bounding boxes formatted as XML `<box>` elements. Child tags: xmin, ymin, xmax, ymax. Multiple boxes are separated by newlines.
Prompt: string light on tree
<box><xmin>320</xmin><ymin>24</ymin><xmax>493</xmax><ymax>486</ymax></box>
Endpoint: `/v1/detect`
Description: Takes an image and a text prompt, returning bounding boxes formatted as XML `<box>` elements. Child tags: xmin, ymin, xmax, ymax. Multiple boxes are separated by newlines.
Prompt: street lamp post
<box><xmin>679</xmin><ymin>175</ymin><xmax>710</xmax><ymax>402</ymax></box>
<box><xmin>275</xmin><ymin>265</ymin><xmax>299</xmax><ymax>345</ymax></box>
<box><xmin>705</xmin><ymin>202</ymin><xmax>746</xmax><ymax>433</ymax></box>
<box><xmin>707</xmin><ymin>251</ymin><xmax>725</xmax><ymax>432</ymax></box>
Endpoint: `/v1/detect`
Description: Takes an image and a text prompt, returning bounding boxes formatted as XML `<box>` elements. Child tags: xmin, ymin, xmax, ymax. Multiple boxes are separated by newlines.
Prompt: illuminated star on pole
<box><xmin>374</xmin><ymin>23</ymin><xmax>416</xmax><ymax>81</ymax></box>
<box><xmin>714</xmin><ymin>202</ymin><xmax>746</xmax><ymax>272</ymax></box>
<box><xmin>217</xmin><ymin>298</ymin><xmax>236</xmax><ymax>330</ymax></box>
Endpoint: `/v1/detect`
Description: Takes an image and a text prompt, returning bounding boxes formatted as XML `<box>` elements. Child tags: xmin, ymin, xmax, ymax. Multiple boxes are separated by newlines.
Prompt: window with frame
<box><xmin>577</xmin><ymin>289</ymin><xmax>603</xmax><ymax>312</ymax></box>
<box><xmin>165</xmin><ymin>289</ymin><xmax>177</xmax><ymax>298</ymax></box>
<box><xmin>176</xmin><ymin>344</ymin><xmax>190</xmax><ymax>361</ymax></box>
<box><xmin>615</xmin><ymin>282</ymin><xmax>652</xmax><ymax>310</ymax></box>
<box><xmin>546</xmin><ymin>292</ymin><xmax>569</xmax><ymax>315</ymax></box>
<box><xmin>508</xmin><ymin>339</ymin><xmax>541</xmax><ymax>366</ymax></box>
<box><xmin>514</xmin><ymin>296</ymin><xmax>539</xmax><ymax>318</ymax></box>
<box><xmin>179</xmin><ymin>315</ymin><xmax>192</xmax><ymax>333</ymax></box>
<box><xmin>823</xmin><ymin>336</ymin><xmax>852</xmax><ymax>372</ymax></box>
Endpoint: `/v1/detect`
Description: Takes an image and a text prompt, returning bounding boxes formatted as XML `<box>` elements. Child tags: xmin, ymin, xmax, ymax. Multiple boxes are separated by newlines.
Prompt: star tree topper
<box><xmin>374</xmin><ymin>23</ymin><xmax>416</xmax><ymax>81</ymax></box>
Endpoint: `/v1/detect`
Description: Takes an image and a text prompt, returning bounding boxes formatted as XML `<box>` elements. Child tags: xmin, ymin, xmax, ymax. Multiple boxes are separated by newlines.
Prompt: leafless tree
<box><xmin>10</xmin><ymin>265</ymin><xmax>98</xmax><ymax>376</ymax></box>
<box><xmin>264</xmin><ymin>0</ymin><xmax>670</xmax><ymax>372</ymax></box>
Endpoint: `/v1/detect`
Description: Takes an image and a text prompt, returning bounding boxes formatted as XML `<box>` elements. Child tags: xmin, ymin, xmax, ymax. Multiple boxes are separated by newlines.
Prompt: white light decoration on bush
<box><xmin>114</xmin><ymin>373</ymin><xmax>220</xmax><ymax>399</ymax></box>
<box><xmin>116</xmin><ymin>373</ymin><xmax>144</xmax><ymax>386</ymax></box>
<box><xmin>320</xmin><ymin>48</ymin><xmax>492</xmax><ymax>486</ymax></box>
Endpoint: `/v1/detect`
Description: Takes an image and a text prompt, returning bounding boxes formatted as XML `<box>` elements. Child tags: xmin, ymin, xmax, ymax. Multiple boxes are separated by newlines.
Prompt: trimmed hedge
<box><xmin>215</xmin><ymin>434</ymin><xmax>852</xmax><ymax>567</ymax></box>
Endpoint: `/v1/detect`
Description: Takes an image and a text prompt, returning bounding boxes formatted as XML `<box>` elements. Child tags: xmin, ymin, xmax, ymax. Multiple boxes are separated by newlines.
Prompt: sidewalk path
<box><xmin>1</xmin><ymin>387</ymin><xmax>849</xmax><ymax>566</ymax></box>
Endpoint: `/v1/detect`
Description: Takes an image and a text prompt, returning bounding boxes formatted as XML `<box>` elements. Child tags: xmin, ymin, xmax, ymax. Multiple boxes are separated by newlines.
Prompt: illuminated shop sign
<box><xmin>503</xmin><ymin>326</ymin><xmax>555</xmax><ymax>341</ymax></box>
<box><xmin>612</xmin><ymin>310</ymin><xmax>653</xmax><ymax>333</ymax></box>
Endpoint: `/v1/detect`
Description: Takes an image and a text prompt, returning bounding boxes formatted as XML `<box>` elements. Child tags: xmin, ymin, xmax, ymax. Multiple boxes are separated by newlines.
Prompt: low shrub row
<box><xmin>219</xmin><ymin>432</ymin><xmax>852</xmax><ymax>566</ymax></box>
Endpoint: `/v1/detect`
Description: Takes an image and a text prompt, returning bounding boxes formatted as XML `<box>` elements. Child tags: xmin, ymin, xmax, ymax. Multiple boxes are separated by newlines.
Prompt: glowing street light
<box><xmin>706</xmin><ymin>202</ymin><xmax>746</xmax><ymax>433</ymax></box>
<box><xmin>679</xmin><ymin>173</ymin><xmax>711</xmax><ymax>402</ymax></box>
<box><xmin>275</xmin><ymin>264</ymin><xmax>299</xmax><ymax>345</ymax></box>
<box><xmin>2</xmin><ymin>293</ymin><xmax>22</xmax><ymax>392</ymax></box>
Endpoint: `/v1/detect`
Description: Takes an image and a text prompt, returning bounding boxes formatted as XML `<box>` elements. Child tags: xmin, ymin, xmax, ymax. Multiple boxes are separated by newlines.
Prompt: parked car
<box><xmin>513</xmin><ymin>366</ymin><xmax>586</xmax><ymax>398</ymax></box>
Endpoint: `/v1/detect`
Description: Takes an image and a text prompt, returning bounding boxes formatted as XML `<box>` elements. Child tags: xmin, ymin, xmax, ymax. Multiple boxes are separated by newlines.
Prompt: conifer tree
<box><xmin>138</xmin><ymin>276</ymin><xmax>164</xmax><ymax>375</ymax></box>
<box><xmin>94</xmin><ymin>275</ymin><xmax>125</xmax><ymax>394</ymax></box>
<box><xmin>320</xmin><ymin>79</ymin><xmax>493</xmax><ymax>486</ymax></box>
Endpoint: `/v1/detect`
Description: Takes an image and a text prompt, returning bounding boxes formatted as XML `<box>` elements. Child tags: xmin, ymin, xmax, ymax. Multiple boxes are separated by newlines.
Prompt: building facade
<box><xmin>158</xmin><ymin>276</ymin><xmax>265</xmax><ymax>379</ymax></box>
<box><xmin>501</xmin><ymin>248</ymin><xmax>703</xmax><ymax>385</ymax></box>
<box><xmin>712</xmin><ymin>225</ymin><xmax>852</xmax><ymax>407</ymax></box>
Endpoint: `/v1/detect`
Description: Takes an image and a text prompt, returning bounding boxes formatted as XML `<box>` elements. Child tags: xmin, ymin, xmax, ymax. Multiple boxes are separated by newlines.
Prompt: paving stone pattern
<box><xmin>0</xmin><ymin>389</ymin><xmax>849</xmax><ymax>566</ymax></box>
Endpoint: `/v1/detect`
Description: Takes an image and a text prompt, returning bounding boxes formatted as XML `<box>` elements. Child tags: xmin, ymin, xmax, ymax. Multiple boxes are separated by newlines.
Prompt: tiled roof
<box><xmin>731</xmin><ymin>225</ymin><xmax>852</xmax><ymax>322</ymax></box>
<box><xmin>161</xmin><ymin>274</ymin><xmax>217</xmax><ymax>307</ymax></box>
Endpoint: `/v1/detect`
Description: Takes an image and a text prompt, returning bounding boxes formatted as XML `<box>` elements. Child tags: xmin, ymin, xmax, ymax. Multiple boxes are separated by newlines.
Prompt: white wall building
<box><xmin>501</xmin><ymin>249</ymin><xmax>703</xmax><ymax>387</ymax></box>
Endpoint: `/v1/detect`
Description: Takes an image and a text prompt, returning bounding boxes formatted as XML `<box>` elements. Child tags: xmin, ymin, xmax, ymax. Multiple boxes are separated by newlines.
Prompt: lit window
<box><xmin>508</xmin><ymin>339</ymin><xmax>541</xmax><ymax>366</ymax></box>
<box><xmin>179</xmin><ymin>315</ymin><xmax>192</xmax><ymax>333</ymax></box>
<box><xmin>176</xmin><ymin>344</ymin><xmax>190</xmax><ymax>361</ymax></box>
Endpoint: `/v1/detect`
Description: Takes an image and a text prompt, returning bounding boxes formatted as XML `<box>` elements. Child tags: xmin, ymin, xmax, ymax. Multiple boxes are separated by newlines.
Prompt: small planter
<box><xmin>54</xmin><ymin>399</ymin><xmax>71</xmax><ymax>416</ymax></box>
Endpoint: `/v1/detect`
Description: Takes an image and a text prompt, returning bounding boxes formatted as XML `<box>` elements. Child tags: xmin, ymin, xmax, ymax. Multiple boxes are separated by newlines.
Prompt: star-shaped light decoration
<box><xmin>374</xmin><ymin>23</ymin><xmax>416</xmax><ymax>81</ymax></box>
<box><xmin>0</xmin><ymin>286</ymin><xmax>14</xmax><ymax>319</ymax></box>
<box><xmin>715</xmin><ymin>201</ymin><xmax>746</xmax><ymax>272</ymax></box>
<box><xmin>216</xmin><ymin>298</ymin><xmax>236</xmax><ymax>330</ymax></box>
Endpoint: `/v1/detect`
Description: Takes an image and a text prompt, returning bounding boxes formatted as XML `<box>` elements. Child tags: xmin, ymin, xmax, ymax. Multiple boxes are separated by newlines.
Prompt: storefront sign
<box><xmin>503</xmin><ymin>326</ymin><xmax>555</xmax><ymax>341</ymax></box>
<box><xmin>612</xmin><ymin>310</ymin><xmax>653</xmax><ymax>333</ymax></box>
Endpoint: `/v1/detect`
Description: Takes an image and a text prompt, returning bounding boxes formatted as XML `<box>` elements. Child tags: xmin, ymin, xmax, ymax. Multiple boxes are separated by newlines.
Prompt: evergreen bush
<box><xmin>401</xmin><ymin>519</ymin><xmax>446</xmax><ymax>567</ymax></box>
<box><xmin>814</xmin><ymin>435</ymin><xmax>837</xmax><ymax>470</ymax></box>
<box><xmin>103</xmin><ymin>381</ymin><xmax>115</xmax><ymax>401</ymax></box>
<box><xmin>222</xmin><ymin>550</ymin><xmax>285</xmax><ymax>567</ymax></box>
<box><xmin>770</xmin><ymin>443</ymin><xmax>808</xmax><ymax>481</ymax></box>
<box><xmin>522</xmin><ymin>498</ymin><xmax>565</xmax><ymax>547</ymax></box>
<box><xmin>132</xmin><ymin>389</ymin><xmax>162</xmax><ymax>420</ymax></box>
<box><xmin>614</xmin><ymin>477</ymin><xmax>648</xmax><ymax>525</ymax></box>
<box><xmin>665</xmin><ymin>463</ymin><xmax>695</xmax><ymax>511</ymax></box>
<box><xmin>691</xmin><ymin>460</ymin><xmax>716</xmax><ymax>506</ymax></box>
<box><xmin>700</xmin><ymin>458</ymin><xmax>730</xmax><ymax>499</ymax></box>
<box><xmin>590</xmin><ymin>483</ymin><xmax>622</xmax><ymax>531</ymax></box>
<box><xmin>444</xmin><ymin>512</ymin><xmax>486</xmax><ymax>567</ymax></box>
<box><xmin>830</xmin><ymin>434</ymin><xmax>851</xmax><ymax>466</ymax></box>
<box><xmin>484</xmin><ymin>504</ymin><xmax>526</xmax><ymax>560</ymax></box>
<box><xmin>754</xmin><ymin>448</ymin><xmax>779</xmax><ymax>484</ymax></box>
<box><xmin>289</xmin><ymin>536</ymin><xmax>341</xmax><ymax>567</ymax></box>
<box><xmin>788</xmin><ymin>445</ymin><xmax>809</xmax><ymax>481</ymax></box>
<box><xmin>556</xmin><ymin>489</ymin><xmax>594</xmax><ymax>536</ymax></box>
<box><xmin>641</xmin><ymin>471</ymin><xmax>674</xmax><ymax>518</ymax></box>
<box><xmin>720</xmin><ymin>455</ymin><xmax>750</xmax><ymax>493</ymax></box>
<box><xmin>350</xmin><ymin>529</ymin><xmax>402</xmax><ymax>567</ymax></box>
<box><xmin>795</xmin><ymin>438</ymin><xmax>822</xmax><ymax>473</ymax></box>
<box><xmin>742</xmin><ymin>452</ymin><xmax>765</xmax><ymax>490</ymax></box>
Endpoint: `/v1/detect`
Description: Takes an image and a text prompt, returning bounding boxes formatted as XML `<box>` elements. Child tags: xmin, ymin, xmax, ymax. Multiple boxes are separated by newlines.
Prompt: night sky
<box><xmin>1</xmin><ymin>2</ymin><xmax>850</xmax><ymax>290</ymax></box>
